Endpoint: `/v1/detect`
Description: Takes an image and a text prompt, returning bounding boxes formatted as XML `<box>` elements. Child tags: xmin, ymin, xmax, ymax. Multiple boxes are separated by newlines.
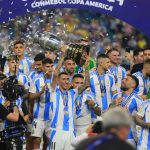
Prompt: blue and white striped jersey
<box><xmin>133</xmin><ymin>71</ymin><xmax>150</xmax><ymax>95</ymax></box>
<box><xmin>90</xmin><ymin>70</ymin><xmax>117</xmax><ymax>111</ymax></box>
<box><xmin>137</xmin><ymin>100</ymin><xmax>150</xmax><ymax>150</ymax></box>
<box><xmin>75</xmin><ymin>89</ymin><xmax>98</xmax><ymax>126</ymax></box>
<box><xmin>3</xmin><ymin>57</ymin><xmax>33</xmax><ymax>75</ymax></box>
<box><xmin>112</xmin><ymin>92</ymin><xmax>143</xmax><ymax>140</ymax></box>
<box><xmin>112</xmin><ymin>92</ymin><xmax>143</xmax><ymax>113</ymax></box>
<box><xmin>50</xmin><ymin>88</ymin><xmax>78</xmax><ymax>132</ymax></box>
<box><xmin>5</xmin><ymin>72</ymin><xmax>29</xmax><ymax>90</ymax></box>
<box><xmin>109</xmin><ymin>65</ymin><xmax>126</xmax><ymax>92</ymax></box>
<box><xmin>28</xmin><ymin>70</ymin><xmax>42</xmax><ymax>86</ymax></box>
<box><xmin>29</xmin><ymin>73</ymin><xmax>52</xmax><ymax>121</ymax></box>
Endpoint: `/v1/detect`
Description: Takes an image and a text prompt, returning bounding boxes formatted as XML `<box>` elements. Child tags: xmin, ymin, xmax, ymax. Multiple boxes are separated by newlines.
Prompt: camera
<box><xmin>0</xmin><ymin>76</ymin><xmax>26</xmax><ymax>149</ymax></box>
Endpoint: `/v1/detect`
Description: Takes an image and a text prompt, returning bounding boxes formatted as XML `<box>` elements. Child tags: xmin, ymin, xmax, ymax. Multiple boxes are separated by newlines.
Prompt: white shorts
<box><xmin>47</xmin><ymin>129</ymin><xmax>75</xmax><ymax>150</ymax></box>
<box><xmin>31</xmin><ymin>119</ymin><xmax>50</xmax><ymax>138</ymax></box>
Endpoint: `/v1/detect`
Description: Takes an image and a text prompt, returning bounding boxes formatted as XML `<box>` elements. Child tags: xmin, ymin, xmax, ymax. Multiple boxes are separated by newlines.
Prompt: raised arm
<box><xmin>78</xmin><ymin>67</ymin><xmax>90</xmax><ymax>95</ymax></box>
<box><xmin>51</xmin><ymin>45</ymin><xmax>68</xmax><ymax>89</ymax></box>
<box><xmin>29</xmin><ymin>85</ymin><xmax>46</xmax><ymax>101</ymax></box>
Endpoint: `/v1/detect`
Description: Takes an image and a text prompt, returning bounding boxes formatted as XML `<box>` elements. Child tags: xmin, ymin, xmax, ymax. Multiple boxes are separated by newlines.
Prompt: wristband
<box><xmin>93</xmin><ymin>103</ymin><xmax>99</xmax><ymax>109</ymax></box>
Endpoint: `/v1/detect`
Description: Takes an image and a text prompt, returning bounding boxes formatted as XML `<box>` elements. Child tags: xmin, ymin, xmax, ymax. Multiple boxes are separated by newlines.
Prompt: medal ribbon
<box><xmin>121</xmin><ymin>92</ymin><xmax>134</xmax><ymax>107</ymax></box>
<box><xmin>96</xmin><ymin>70</ymin><xmax>106</xmax><ymax>95</ymax></box>
<box><xmin>61</xmin><ymin>91</ymin><xmax>69</xmax><ymax>113</ymax></box>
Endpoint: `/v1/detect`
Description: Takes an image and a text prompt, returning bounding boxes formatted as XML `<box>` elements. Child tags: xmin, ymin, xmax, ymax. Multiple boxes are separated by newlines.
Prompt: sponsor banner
<box><xmin>0</xmin><ymin>0</ymin><xmax>150</xmax><ymax>37</ymax></box>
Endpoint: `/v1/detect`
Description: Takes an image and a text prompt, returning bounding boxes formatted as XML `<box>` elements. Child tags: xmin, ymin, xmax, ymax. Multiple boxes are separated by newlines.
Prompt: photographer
<box><xmin>0</xmin><ymin>74</ymin><xmax>28</xmax><ymax>150</ymax></box>
<box><xmin>0</xmin><ymin>98</ymin><xmax>19</xmax><ymax>149</ymax></box>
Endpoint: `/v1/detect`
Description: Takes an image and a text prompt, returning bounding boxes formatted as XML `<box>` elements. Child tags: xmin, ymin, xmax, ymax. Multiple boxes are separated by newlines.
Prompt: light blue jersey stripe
<box><xmin>137</xmin><ymin>101</ymin><xmax>150</xmax><ymax>149</ymax></box>
<box><xmin>51</xmin><ymin>89</ymin><xmax>60</xmax><ymax>128</ymax></box>
<box><xmin>49</xmin><ymin>130</ymin><xmax>56</xmax><ymax>148</ymax></box>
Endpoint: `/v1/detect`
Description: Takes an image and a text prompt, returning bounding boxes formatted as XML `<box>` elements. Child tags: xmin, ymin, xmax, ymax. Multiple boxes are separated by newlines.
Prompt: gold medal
<box><xmin>101</xmin><ymin>92</ymin><xmax>104</xmax><ymax>97</ymax></box>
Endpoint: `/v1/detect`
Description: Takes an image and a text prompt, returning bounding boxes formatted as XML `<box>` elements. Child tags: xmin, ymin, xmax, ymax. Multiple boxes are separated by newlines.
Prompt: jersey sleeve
<box><xmin>133</xmin><ymin>74</ymin><xmax>144</xmax><ymax>95</ymax></box>
<box><xmin>112</xmin><ymin>93</ymin><xmax>119</xmax><ymax>101</ymax></box>
<box><xmin>90</xmin><ymin>58</ymin><xmax>96</xmax><ymax>69</ymax></box>
<box><xmin>29</xmin><ymin>79</ymin><xmax>37</xmax><ymax>93</ymax></box>
<box><xmin>137</xmin><ymin>102</ymin><xmax>147</xmax><ymax>118</ymax></box>
<box><xmin>74</xmin><ymin>65</ymin><xmax>78</xmax><ymax>73</ymax></box>
<box><xmin>75</xmin><ymin>95</ymin><xmax>82</xmax><ymax>117</ymax></box>
<box><xmin>3</xmin><ymin>61</ymin><xmax>9</xmax><ymax>74</ymax></box>
<box><xmin>122</xmin><ymin>67</ymin><xmax>127</xmax><ymax>79</ymax></box>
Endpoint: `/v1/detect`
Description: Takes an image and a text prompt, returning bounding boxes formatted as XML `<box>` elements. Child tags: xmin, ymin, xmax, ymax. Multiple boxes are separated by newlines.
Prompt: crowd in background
<box><xmin>0</xmin><ymin>9</ymin><xmax>149</xmax><ymax>58</ymax></box>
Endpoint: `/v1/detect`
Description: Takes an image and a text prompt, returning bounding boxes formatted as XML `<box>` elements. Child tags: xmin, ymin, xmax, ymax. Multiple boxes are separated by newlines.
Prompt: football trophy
<box><xmin>33</xmin><ymin>32</ymin><xmax>89</xmax><ymax>66</ymax></box>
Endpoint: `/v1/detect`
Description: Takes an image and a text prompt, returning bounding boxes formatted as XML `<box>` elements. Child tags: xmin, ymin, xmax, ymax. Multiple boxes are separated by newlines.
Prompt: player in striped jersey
<box><xmin>107</xmin><ymin>48</ymin><xmax>127</xmax><ymax>92</ymax></box>
<box><xmin>48</xmin><ymin>67</ymin><xmax>90</xmax><ymax>150</ymax></box>
<box><xmin>4</xmin><ymin>55</ymin><xmax>29</xmax><ymax>90</ymax></box>
<box><xmin>29</xmin><ymin>46</ymin><xmax>66</xmax><ymax>150</ymax></box>
<box><xmin>28</xmin><ymin>53</ymin><xmax>46</xmax><ymax>84</ymax></box>
<box><xmin>112</xmin><ymin>74</ymin><xmax>143</xmax><ymax>147</ymax></box>
<box><xmin>72</xmin><ymin>74</ymin><xmax>101</xmax><ymax>136</ymax></box>
<box><xmin>133</xmin><ymin>59</ymin><xmax>150</xmax><ymax>100</ymax></box>
<box><xmin>90</xmin><ymin>54</ymin><xmax>117</xmax><ymax>112</ymax></box>
<box><xmin>3</xmin><ymin>40</ymin><xmax>33</xmax><ymax>75</ymax></box>
<box><xmin>29</xmin><ymin>58</ymin><xmax>54</xmax><ymax>150</ymax></box>
<box><xmin>135</xmin><ymin>100</ymin><xmax>150</xmax><ymax>150</ymax></box>
<box><xmin>28</xmin><ymin>53</ymin><xmax>46</xmax><ymax>150</ymax></box>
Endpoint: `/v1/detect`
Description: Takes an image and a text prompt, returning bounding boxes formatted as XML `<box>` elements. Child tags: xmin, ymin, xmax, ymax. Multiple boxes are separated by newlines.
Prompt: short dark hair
<box><xmin>97</xmin><ymin>53</ymin><xmax>109</xmax><ymax>60</ymax></box>
<box><xmin>127</xmin><ymin>74</ymin><xmax>139</xmax><ymax>89</ymax></box>
<box><xmin>92</xmin><ymin>121</ymin><xmax>103</xmax><ymax>134</ymax></box>
<box><xmin>34</xmin><ymin>53</ymin><xmax>45</xmax><ymax>61</ymax></box>
<box><xmin>143</xmin><ymin>47</ymin><xmax>150</xmax><ymax>52</ymax></box>
<box><xmin>106</xmin><ymin>48</ymin><xmax>119</xmax><ymax>56</ymax></box>
<box><xmin>84</xmin><ymin>45</ymin><xmax>90</xmax><ymax>55</ymax></box>
<box><xmin>14</xmin><ymin>40</ymin><xmax>24</xmax><ymax>46</ymax></box>
<box><xmin>73</xmin><ymin>74</ymin><xmax>84</xmax><ymax>80</ymax></box>
<box><xmin>144</xmin><ymin>59</ymin><xmax>150</xmax><ymax>66</ymax></box>
<box><xmin>58</xmin><ymin>72</ymin><xmax>68</xmax><ymax>78</ymax></box>
<box><xmin>42</xmin><ymin>58</ymin><xmax>53</xmax><ymax>65</ymax></box>
<box><xmin>133</xmin><ymin>49</ymin><xmax>143</xmax><ymax>57</ymax></box>
<box><xmin>64</xmin><ymin>57</ymin><xmax>74</xmax><ymax>62</ymax></box>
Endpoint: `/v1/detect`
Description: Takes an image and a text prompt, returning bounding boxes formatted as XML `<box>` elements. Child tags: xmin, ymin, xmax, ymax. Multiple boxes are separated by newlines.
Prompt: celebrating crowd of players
<box><xmin>0</xmin><ymin>39</ymin><xmax>150</xmax><ymax>150</ymax></box>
